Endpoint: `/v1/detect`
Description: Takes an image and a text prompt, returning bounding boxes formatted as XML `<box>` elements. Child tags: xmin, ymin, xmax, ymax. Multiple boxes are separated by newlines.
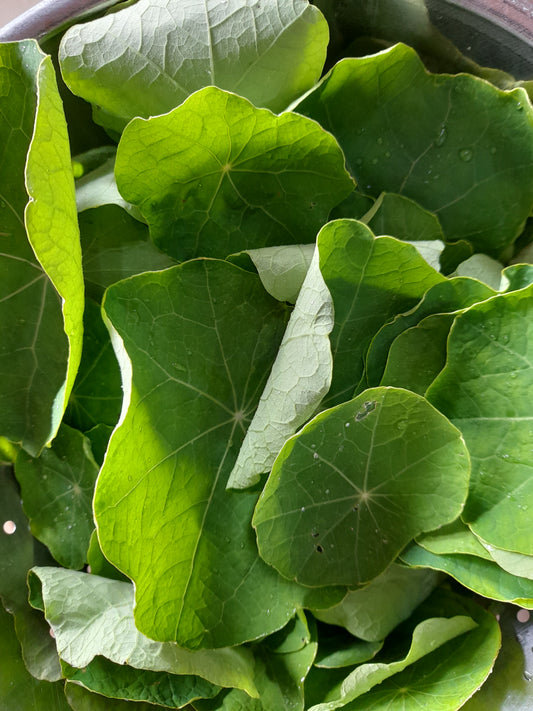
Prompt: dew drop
<box><xmin>377</xmin><ymin>137</ymin><xmax>383</xmax><ymax>145</ymax></box>
<box><xmin>49</xmin><ymin>628</ymin><xmax>55</xmax><ymax>639</ymax></box>
<box><xmin>385</xmin><ymin>151</ymin><xmax>391</xmax><ymax>158</ymax></box>
<box><xmin>435</xmin><ymin>126</ymin><xmax>448</xmax><ymax>148</ymax></box>
<box><xmin>345</xmin><ymin>422</ymin><xmax>350</xmax><ymax>428</ymax></box>
<box><xmin>524</xmin><ymin>670</ymin><xmax>532</xmax><ymax>682</ymax></box>
<box><xmin>301</xmin><ymin>507</ymin><xmax>306</xmax><ymax>512</ymax></box>
<box><xmin>371</xmin><ymin>158</ymin><xmax>378</xmax><ymax>165</ymax></box>
<box><xmin>490</xmin><ymin>146</ymin><xmax>497</xmax><ymax>155</ymax></box>
<box><xmin>313</xmin><ymin>452</ymin><xmax>319</xmax><ymax>460</ymax></box>
<box><xmin>355</xmin><ymin>158</ymin><xmax>363</xmax><ymax>166</ymax></box>
<box><xmin>459</xmin><ymin>148</ymin><xmax>473</xmax><ymax>162</ymax></box>
<box><xmin>325</xmin><ymin>489</ymin><xmax>330</xmax><ymax>495</ymax></box>
<box><xmin>3</xmin><ymin>520</ymin><xmax>16</xmax><ymax>535</ymax></box>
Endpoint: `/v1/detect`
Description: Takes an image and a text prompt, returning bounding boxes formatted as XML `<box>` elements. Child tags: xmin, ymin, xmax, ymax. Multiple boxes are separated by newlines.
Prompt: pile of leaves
<box><xmin>1</xmin><ymin>0</ymin><xmax>532</xmax><ymax>708</ymax></box>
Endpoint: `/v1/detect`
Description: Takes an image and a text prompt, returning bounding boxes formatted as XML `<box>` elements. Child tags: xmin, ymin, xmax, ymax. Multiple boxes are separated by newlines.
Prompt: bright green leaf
<box><xmin>86</xmin><ymin>530</ymin><xmax>129</xmax><ymax>582</ymax></box>
<box><xmin>29</xmin><ymin>566</ymin><xmax>258</xmax><ymax>698</ymax></box>
<box><xmin>94</xmin><ymin>260</ymin><xmax>342</xmax><ymax>648</ymax></box>
<box><xmin>318</xmin><ymin>220</ymin><xmax>445</xmax><ymax>407</ymax></box>
<box><xmin>0</xmin><ymin>41</ymin><xmax>83</xmax><ymax>456</ymax></box>
<box><xmin>254</xmin><ymin>387</ymin><xmax>470</xmax><ymax>587</ymax></box>
<box><xmin>59</xmin><ymin>0</ymin><xmax>329</xmax><ymax>128</ymax></box>
<box><xmin>427</xmin><ymin>285</ymin><xmax>533</xmax><ymax>555</ymax></box>
<box><xmin>114</xmin><ymin>87</ymin><xmax>354</xmax><ymax>261</ymax></box>
<box><xmin>312</xmin><ymin>564</ymin><xmax>439</xmax><ymax>642</ymax></box>
<box><xmin>15</xmin><ymin>424</ymin><xmax>99</xmax><ymax>569</ymax></box>
<box><xmin>296</xmin><ymin>43</ymin><xmax>533</xmax><ymax>255</ymax></box>
<box><xmin>401</xmin><ymin>544</ymin><xmax>533</xmax><ymax>607</ymax></box>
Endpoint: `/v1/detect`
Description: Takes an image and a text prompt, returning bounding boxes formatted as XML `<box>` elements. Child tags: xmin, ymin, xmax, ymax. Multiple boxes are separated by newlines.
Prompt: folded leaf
<box><xmin>29</xmin><ymin>567</ymin><xmax>257</xmax><ymax>697</ymax></box>
<box><xmin>254</xmin><ymin>387</ymin><xmax>470</xmax><ymax>586</ymax></box>
<box><xmin>0</xmin><ymin>41</ymin><xmax>83</xmax><ymax>455</ymax></box>
<box><xmin>228</xmin><ymin>247</ymin><xmax>333</xmax><ymax>488</ymax></box>
<box><xmin>401</xmin><ymin>544</ymin><xmax>533</xmax><ymax>607</ymax></box>
<box><xmin>115</xmin><ymin>87</ymin><xmax>354</xmax><ymax>261</ymax></box>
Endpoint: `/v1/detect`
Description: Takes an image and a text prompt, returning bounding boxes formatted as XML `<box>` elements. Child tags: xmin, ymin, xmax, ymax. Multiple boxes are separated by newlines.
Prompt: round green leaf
<box><xmin>253</xmin><ymin>387</ymin><xmax>470</xmax><ymax>587</ymax></box>
<box><xmin>427</xmin><ymin>285</ymin><xmax>533</xmax><ymax>555</ymax></box>
<box><xmin>296</xmin><ymin>43</ymin><xmax>533</xmax><ymax>256</ymax></box>
<box><xmin>115</xmin><ymin>87</ymin><xmax>354</xmax><ymax>261</ymax></box>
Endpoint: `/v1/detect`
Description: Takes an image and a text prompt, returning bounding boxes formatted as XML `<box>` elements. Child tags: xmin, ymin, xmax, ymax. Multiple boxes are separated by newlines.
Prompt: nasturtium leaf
<box><xmin>335</xmin><ymin>587</ymin><xmax>500</xmax><ymax>711</ymax></box>
<box><xmin>0</xmin><ymin>466</ymin><xmax>62</xmax><ymax>681</ymax></box>
<box><xmin>503</xmin><ymin>263</ymin><xmax>533</xmax><ymax>291</ymax></box>
<box><xmin>15</xmin><ymin>424</ymin><xmax>99</xmax><ymax>569</ymax></box>
<box><xmin>307</xmin><ymin>616</ymin><xmax>477</xmax><ymax>711</ymax></box>
<box><xmin>330</xmin><ymin>190</ymin><xmax>374</xmax><ymax>221</ymax></box>
<box><xmin>379</xmin><ymin>314</ymin><xmax>455</xmax><ymax>394</ymax></box>
<box><xmin>263</xmin><ymin>610</ymin><xmax>311</xmax><ymax>654</ymax></box>
<box><xmin>312</xmin><ymin>564</ymin><xmax>439</xmax><ymax>642</ymax></box>
<box><xmin>72</xmin><ymin>145</ymin><xmax>117</xmax><ymax>180</ymax></box>
<box><xmin>194</xmin><ymin>617</ymin><xmax>317</xmax><ymax>711</ymax></box>
<box><xmin>0</xmin><ymin>465</ymin><xmax>33</xmax><ymax>611</ymax></box>
<box><xmin>365</xmin><ymin>192</ymin><xmax>445</xmax><ymax>244</ymax></box>
<box><xmin>228</xmin><ymin>247</ymin><xmax>333</xmax><ymax>488</ymax></box>
<box><xmin>79</xmin><ymin>205</ymin><xmax>175</xmax><ymax>303</ymax></box>
<box><xmin>401</xmin><ymin>544</ymin><xmax>533</xmax><ymax>607</ymax></box>
<box><xmin>114</xmin><ymin>87</ymin><xmax>354</xmax><ymax>261</ymax></box>
<box><xmin>318</xmin><ymin>220</ymin><xmax>445</xmax><ymax>407</ymax></box>
<box><xmin>454</xmin><ymin>254</ymin><xmax>508</xmax><ymax>291</ymax></box>
<box><xmin>62</xmin><ymin>656</ymin><xmax>220</xmax><ymax>708</ymax></box>
<box><xmin>0</xmin><ymin>604</ymin><xmax>71</xmax><ymax>711</ymax></box>
<box><xmin>462</xmin><ymin>603</ymin><xmax>533</xmax><ymax>710</ymax></box>
<box><xmin>64</xmin><ymin>681</ymin><xmax>180</xmax><ymax>711</ymax></box>
<box><xmin>480</xmin><ymin>542</ymin><xmax>533</xmax><ymax>581</ymax></box>
<box><xmin>86</xmin><ymin>530</ymin><xmax>129</xmax><ymax>582</ymax></box>
<box><xmin>253</xmin><ymin>387</ymin><xmax>470</xmax><ymax>587</ymax></box>
<box><xmin>0</xmin><ymin>41</ymin><xmax>83</xmax><ymax>456</ymax></box>
<box><xmin>76</xmin><ymin>159</ymin><xmax>143</xmax><ymax>221</ymax></box>
<box><xmin>365</xmin><ymin>277</ymin><xmax>496</xmax><ymax>388</ymax></box>
<box><xmin>59</xmin><ymin>0</ymin><xmax>329</xmax><ymax>128</ymax></box>
<box><xmin>426</xmin><ymin>285</ymin><xmax>533</xmax><ymax>555</ymax></box>
<box><xmin>416</xmin><ymin>519</ymin><xmax>492</xmax><ymax>560</ymax></box>
<box><xmin>314</xmin><ymin>636</ymin><xmax>383</xmax><ymax>670</ymax></box>
<box><xmin>95</xmin><ymin>260</ymin><xmax>342</xmax><ymax>648</ymax></box>
<box><xmin>28</xmin><ymin>567</ymin><xmax>258</xmax><ymax>697</ymax></box>
<box><xmin>83</xmin><ymin>424</ymin><xmax>113</xmax><ymax>466</ymax></box>
<box><xmin>64</xmin><ymin>298</ymin><xmax>122</xmax><ymax>432</ymax></box>
<box><xmin>228</xmin><ymin>244</ymin><xmax>315</xmax><ymax>303</ymax></box>
<box><xmin>296</xmin><ymin>43</ymin><xmax>533</xmax><ymax>255</ymax></box>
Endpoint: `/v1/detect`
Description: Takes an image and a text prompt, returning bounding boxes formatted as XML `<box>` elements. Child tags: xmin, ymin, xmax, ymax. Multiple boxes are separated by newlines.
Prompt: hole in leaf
<box><xmin>315</xmin><ymin>545</ymin><xmax>323</xmax><ymax>553</ymax></box>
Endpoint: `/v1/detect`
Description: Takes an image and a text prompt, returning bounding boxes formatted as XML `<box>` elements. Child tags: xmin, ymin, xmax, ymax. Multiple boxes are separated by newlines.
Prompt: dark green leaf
<box><xmin>296</xmin><ymin>43</ymin><xmax>533</xmax><ymax>255</ymax></box>
<box><xmin>16</xmin><ymin>424</ymin><xmax>99</xmax><ymax>569</ymax></box>
<box><xmin>254</xmin><ymin>387</ymin><xmax>470</xmax><ymax>586</ymax></box>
